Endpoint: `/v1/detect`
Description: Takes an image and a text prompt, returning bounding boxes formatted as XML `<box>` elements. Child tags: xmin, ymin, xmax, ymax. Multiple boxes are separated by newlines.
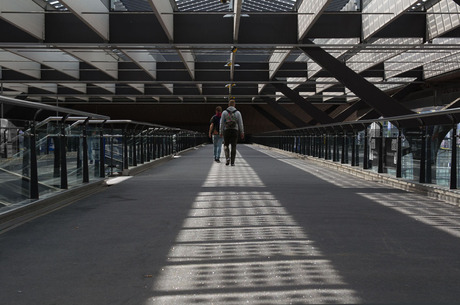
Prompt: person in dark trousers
<box><xmin>209</xmin><ymin>106</ymin><xmax>223</xmax><ymax>162</ymax></box>
<box><xmin>220</xmin><ymin>99</ymin><xmax>244</xmax><ymax>166</ymax></box>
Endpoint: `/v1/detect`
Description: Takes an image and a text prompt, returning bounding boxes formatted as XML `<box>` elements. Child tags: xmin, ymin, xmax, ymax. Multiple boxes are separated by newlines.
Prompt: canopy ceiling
<box><xmin>1</xmin><ymin>0</ymin><xmax>460</xmax><ymax>132</ymax></box>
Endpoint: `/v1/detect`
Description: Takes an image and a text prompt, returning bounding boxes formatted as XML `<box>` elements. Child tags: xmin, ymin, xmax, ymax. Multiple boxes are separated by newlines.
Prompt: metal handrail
<box><xmin>258</xmin><ymin>107</ymin><xmax>460</xmax><ymax>135</ymax></box>
<box><xmin>0</xmin><ymin>95</ymin><xmax>109</xmax><ymax>120</ymax></box>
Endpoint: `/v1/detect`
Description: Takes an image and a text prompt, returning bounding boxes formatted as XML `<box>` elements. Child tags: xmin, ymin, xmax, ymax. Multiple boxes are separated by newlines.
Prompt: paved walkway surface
<box><xmin>1</xmin><ymin>144</ymin><xmax>460</xmax><ymax>305</ymax></box>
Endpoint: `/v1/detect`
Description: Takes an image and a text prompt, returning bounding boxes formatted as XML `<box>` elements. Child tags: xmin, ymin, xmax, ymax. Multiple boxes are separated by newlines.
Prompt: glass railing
<box><xmin>0</xmin><ymin>97</ymin><xmax>207</xmax><ymax>214</ymax></box>
<box><xmin>252</xmin><ymin>108</ymin><xmax>460</xmax><ymax>190</ymax></box>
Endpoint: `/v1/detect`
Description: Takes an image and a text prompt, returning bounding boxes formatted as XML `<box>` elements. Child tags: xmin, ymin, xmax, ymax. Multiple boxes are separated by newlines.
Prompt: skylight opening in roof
<box><xmin>43</xmin><ymin>0</ymin><xmax>67</xmax><ymax>11</ymax></box>
<box><xmin>175</xmin><ymin>0</ymin><xmax>298</xmax><ymax>12</ymax></box>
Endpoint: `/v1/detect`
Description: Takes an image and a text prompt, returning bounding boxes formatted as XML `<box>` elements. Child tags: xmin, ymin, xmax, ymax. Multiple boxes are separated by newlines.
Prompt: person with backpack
<box><xmin>209</xmin><ymin>106</ymin><xmax>223</xmax><ymax>162</ymax></box>
<box><xmin>219</xmin><ymin>99</ymin><xmax>244</xmax><ymax>166</ymax></box>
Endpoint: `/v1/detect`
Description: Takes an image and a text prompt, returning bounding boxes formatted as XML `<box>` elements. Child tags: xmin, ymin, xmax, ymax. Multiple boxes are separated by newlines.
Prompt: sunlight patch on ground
<box><xmin>146</xmin><ymin>151</ymin><xmax>361</xmax><ymax>304</ymax></box>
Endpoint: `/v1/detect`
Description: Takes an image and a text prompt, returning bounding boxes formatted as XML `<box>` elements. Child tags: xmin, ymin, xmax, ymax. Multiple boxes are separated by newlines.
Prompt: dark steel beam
<box><xmin>299</xmin><ymin>42</ymin><xmax>414</xmax><ymax>117</ymax></box>
<box><xmin>271</xmin><ymin>81</ymin><xmax>334</xmax><ymax>124</ymax></box>
<box><xmin>252</xmin><ymin>105</ymin><xmax>290</xmax><ymax>130</ymax></box>
<box><xmin>333</xmin><ymin>100</ymin><xmax>366</xmax><ymax>122</ymax></box>
<box><xmin>261</xmin><ymin>97</ymin><xmax>307</xmax><ymax>128</ymax></box>
<box><xmin>2</xmin><ymin>12</ymin><xmax>432</xmax><ymax>45</ymax></box>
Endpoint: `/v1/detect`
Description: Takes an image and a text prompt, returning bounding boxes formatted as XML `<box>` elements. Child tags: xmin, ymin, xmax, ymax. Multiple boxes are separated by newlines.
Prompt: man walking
<box><xmin>220</xmin><ymin>99</ymin><xmax>244</xmax><ymax>166</ymax></box>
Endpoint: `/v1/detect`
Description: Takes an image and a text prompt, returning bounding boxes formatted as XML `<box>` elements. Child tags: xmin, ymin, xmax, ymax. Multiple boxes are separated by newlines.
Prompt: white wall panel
<box><xmin>63</xmin><ymin>49</ymin><xmax>118</xmax><ymax>79</ymax></box>
<box><xmin>7</xmin><ymin>49</ymin><xmax>79</xmax><ymax>79</ymax></box>
<box><xmin>0</xmin><ymin>50</ymin><xmax>41</xmax><ymax>79</ymax></box>
<box><xmin>0</xmin><ymin>0</ymin><xmax>44</xmax><ymax>39</ymax></box>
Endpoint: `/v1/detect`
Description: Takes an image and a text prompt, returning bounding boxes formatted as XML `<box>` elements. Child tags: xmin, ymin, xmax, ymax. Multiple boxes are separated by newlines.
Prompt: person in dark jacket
<box><xmin>209</xmin><ymin>106</ymin><xmax>223</xmax><ymax>162</ymax></box>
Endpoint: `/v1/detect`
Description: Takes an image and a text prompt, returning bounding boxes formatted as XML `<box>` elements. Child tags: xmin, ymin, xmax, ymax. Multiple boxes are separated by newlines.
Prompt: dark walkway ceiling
<box><xmin>1</xmin><ymin>0</ymin><xmax>460</xmax><ymax>133</ymax></box>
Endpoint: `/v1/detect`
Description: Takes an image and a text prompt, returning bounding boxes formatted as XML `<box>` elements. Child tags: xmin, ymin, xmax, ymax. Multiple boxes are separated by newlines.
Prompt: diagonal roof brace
<box><xmin>252</xmin><ymin>104</ymin><xmax>290</xmax><ymax>130</ymax></box>
<box><xmin>261</xmin><ymin>97</ymin><xmax>307</xmax><ymax>128</ymax></box>
<box><xmin>271</xmin><ymin>80</ymin><xmax>334</xmax><ymax>125</ymax></box>
<box><xmin>299</xmin><ymin>40</ymin><xmax>414</xmax><ymax>118</ymax></box>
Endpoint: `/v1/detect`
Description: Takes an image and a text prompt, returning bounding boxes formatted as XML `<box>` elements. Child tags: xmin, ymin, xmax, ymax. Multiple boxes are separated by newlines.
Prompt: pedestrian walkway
<box><xmin>1</xmin><ymin>144</ymin><xmax>460</xmax><ymax>305</ymax></box>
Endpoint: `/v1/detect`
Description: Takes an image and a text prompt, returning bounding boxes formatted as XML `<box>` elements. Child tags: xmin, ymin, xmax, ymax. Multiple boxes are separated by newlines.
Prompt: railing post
<box><xmin>30</xmin><ymin>121</ymin><xmax>39</xmax><ymax>199</ymax></box>
<box><xmin>333</xmin><ymin>134</ymin><xmax>338</xmax><ymax>162</ymax></box>
<box><xmin>140</xmin><ymin>129</ymin><xmax>145</xmax><ymax>164</ymax></box>
<box><xmin>123</xmin><ymin>129</ymin><xmax>129</xmax><ymax>170</ymax></box>
<box><xmin>146</xmin><ymin>129</ymin><xmax>151</xmax><ymax>162</ymax></box>
<box><xmin>60</xmin><ymin>121</ymin><xmax>68</xmax><ymax>189</ymax></box>
<box><xmin>378</xmin><ymin>123</ymin><xmax>384</xmax><ymax>173</ymax></box>
<box><xmin>396</xmin><ymin>128</ymin><xmax>402</xmax><ymax>178</ymax></box>
<box><xmin>363</xmin><ymin>126</ymin><xmax>369</xmax><ymax>169</ymax></box>
<box><xmin>451</xmin><ymin>123</ymin><xmax>457</xmax><ymax>189</ymax></box>
<box><xmin>110</xmin><ymin>128</ymin><xmax>114</xmax><ymax>176</ymax></box>
<box><xmin>351</xmin><ymin>132</ymin><xmax>356</xmax><ymax>166</ymax></box>
<box><xmin>132</xmin><ymin>132</ymin><xmax>137</xmax><ymax>166</ymax></box>
<box><xmin>82</xmin><ymin>121</ymin><xmax>89</xmax><ymax>183</ymax></box>
<box><xmin>420</xmin><ymin>127</ymin><xmax>426</xmax><ymax>183</ymax></box>
<box><xmin>99</xmin><ymin>128</ymin><xmax>105</xmax><ymax>178</ymax></box>
<box><xmin>426</xmin><ymin>126</ymin><xmax>433</xmax><ymax>184</ymax></box>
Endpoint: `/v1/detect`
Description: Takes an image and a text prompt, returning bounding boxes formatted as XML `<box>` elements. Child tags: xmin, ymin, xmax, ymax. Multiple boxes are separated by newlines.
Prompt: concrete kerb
<box><xmin>255</xmin><ymin>144</ymin><xmax>460</xmax><ymax>208</ymax></box>
<box><xmin>0</xmin><ymin>144</ymin><xmax>207</xmax><ymax>234</ymax></box>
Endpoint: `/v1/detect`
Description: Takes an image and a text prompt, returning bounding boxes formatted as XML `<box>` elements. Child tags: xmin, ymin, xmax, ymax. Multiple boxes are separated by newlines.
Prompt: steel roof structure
<box><xmin>2</xmin><ymin>0</ymin><xmax>460</xmax><ymax>133</ymax></box>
